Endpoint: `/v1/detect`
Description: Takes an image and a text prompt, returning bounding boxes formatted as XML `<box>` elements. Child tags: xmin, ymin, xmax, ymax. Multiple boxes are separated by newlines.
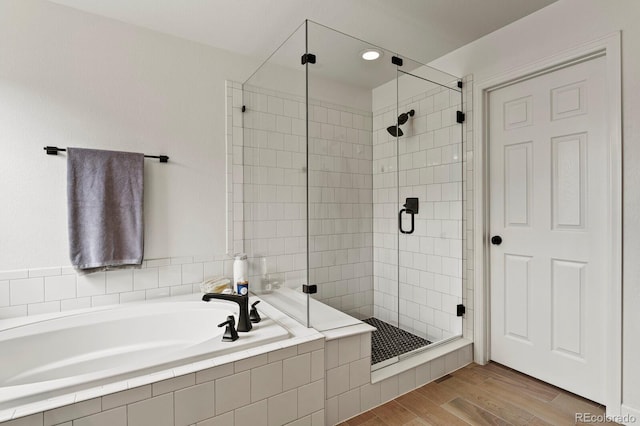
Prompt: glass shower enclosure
<box><xmin>241</xmin><ymin>20</ymin><xmax>464</xmax><ymax>368</ymax></box>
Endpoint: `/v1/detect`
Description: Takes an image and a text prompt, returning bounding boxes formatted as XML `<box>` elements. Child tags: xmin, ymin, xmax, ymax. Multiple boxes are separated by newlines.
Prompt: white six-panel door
<box><xmin>489</xmin><ymin>55</ymin><xmax>607</xmax><ymax>403</ymax></box>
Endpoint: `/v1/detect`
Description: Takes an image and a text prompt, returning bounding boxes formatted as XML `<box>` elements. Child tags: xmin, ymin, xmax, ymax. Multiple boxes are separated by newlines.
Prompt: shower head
<box><xmin>386</xmin><ymin>109</ymin><xmax>414</xmax><ymax>137</ymax></box>
<box><xmin>397</xmin><ymin>109</ymin><xmax>415</xmax><ymax>125</ymax></box>
<box><xmin>387</xmin><ymin>125</ymin><xmax>403</xmax><ymax>137</ymax></box>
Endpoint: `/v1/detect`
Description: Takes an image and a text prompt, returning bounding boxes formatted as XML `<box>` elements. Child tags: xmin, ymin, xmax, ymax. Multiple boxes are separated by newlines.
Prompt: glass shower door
<box><xmin>395</xmin><ymin>63</ymin><xmax>464</xmax><ymax>356</ymax></box>
<box><xmin>369</xmin><ymin>59</ymin><xmax>465</xmax><ymax>369</ymax></box>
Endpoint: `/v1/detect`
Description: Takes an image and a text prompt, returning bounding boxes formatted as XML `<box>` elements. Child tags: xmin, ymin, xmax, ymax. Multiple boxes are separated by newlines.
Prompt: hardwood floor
<box><xmin>338</xmin><ymin>362</ymin><xmax>618</xmax><ymax>426</ymax></box>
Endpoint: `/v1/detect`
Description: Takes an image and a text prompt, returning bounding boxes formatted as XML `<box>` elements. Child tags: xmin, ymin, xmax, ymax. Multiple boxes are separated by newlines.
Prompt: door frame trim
<box><xmin>472</xmin><ymin>32</ymin><xmax>622</xmax><ymax>414</ymax></box>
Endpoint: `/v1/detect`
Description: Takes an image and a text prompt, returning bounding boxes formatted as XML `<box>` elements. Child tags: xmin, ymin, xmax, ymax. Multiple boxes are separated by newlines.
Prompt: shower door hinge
<box><xmin>391</xmin><ymin>56</ymin><xmax>403</xmax><ymax>66</ymax></box>
<box><xmin>301</xmin><ymin>53</ymin><xmax>316</xmax><ymax>65</ymax></box>
<box><xmin>241</xmin><ymin>105</ymin><xmax>246</xmax><ymax>112</ymax></box>
<box><xmin>456</xmin><ymin>304</ymin><xmax>466</xmax><ymax>317</ymax></box>
<box><xmin>302</xmin><ymin>284</ymin><xmax>317</xmax><ymax>294</ymax></box>
<box><xmin>457</xmin><ymin>81</ymin><xmax>463</xmax><ymax>89</ymax></box>
<box><xmin>456</xmin><ymin>111</ymin><xmax>465</xmax><ymax>123</ymax></box>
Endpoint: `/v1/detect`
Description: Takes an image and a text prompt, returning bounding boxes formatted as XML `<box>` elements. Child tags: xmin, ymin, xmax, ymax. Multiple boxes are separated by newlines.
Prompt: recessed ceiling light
<box><xmin>361</xmin><ymin>49</ymin><xmax>382</xmax><ymax>61</ymax></box>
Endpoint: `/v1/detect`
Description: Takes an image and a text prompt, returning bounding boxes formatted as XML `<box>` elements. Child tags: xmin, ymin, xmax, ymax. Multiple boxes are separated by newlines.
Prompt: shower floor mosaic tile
<box><xmin>363</xmin><ymin>317</ymin><xmax>431</xmax><ymax>365</ymax></box>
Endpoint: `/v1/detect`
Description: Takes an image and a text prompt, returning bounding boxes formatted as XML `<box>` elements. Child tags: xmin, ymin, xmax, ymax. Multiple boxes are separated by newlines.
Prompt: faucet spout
<box><xmin>202</xmin><ymin>293</ymin><xmax>252</xmax><ymax>332</ymax></box>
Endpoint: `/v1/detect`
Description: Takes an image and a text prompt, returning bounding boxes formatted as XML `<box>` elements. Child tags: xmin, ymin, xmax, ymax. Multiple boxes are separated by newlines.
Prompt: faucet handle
<box><xmin>250</xmin><ymin>301</ymin><xmax>261</xmax><ymax>323</ymax></box>
<box><xmin>218</xmin><ymin>315</ymin><xmax>239</xmax><ymax>342</ymax></box>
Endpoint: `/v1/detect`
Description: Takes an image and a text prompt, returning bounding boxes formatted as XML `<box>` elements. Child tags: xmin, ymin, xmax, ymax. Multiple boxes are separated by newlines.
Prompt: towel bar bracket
<box><xmin>45</xmin><ymin>146</ymin><xmax>61</xmax><ymax>155</ymax></box>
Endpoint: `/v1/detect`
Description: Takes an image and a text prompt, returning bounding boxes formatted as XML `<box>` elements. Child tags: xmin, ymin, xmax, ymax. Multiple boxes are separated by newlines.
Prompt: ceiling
<box><xmin>48</xmin><ymin>0</ymin><xmax>557</xmax><ymax>71</ymax></box>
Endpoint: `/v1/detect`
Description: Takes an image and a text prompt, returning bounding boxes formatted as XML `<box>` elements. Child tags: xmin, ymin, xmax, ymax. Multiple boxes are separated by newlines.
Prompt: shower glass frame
<box><xmin>241</xmin><ymin>20</ymin><xmax>465</xmax><ymax>364</ymax></box>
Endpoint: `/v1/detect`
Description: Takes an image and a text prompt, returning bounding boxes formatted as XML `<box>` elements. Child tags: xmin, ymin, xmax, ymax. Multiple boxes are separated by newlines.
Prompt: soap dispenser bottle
<box><xmin>233</xmin><ymin>253</ymin><xmax>248</xmax><ymax>294</ymax></box>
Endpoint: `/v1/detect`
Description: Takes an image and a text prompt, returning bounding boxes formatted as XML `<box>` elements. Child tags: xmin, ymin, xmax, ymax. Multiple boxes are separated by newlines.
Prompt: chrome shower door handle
<box><xmin>399</xmin><ymin>208</ymin><xmax>415</xmax><ymax>234</ymax></box>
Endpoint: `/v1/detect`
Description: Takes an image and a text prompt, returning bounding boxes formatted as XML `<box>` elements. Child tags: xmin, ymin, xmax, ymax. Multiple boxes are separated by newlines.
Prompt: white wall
<box><xmin>0</xmin><ymin>0</ymin><xmax>374</xmax><ymax>274</ymax></box>
<box><xmin>426</xmin><ymin>0</ymin><xmax>640</xmax><ymax>413</ymax></box>
<box><xmin>0</xmin><ymin>0</ymin><xmax>258</xmax><ymax>270</ymax></box>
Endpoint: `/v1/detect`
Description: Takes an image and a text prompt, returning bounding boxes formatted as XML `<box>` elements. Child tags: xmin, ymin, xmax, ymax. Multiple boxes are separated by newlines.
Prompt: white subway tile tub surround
<box><xmin>0</xmin><ymin>298</ymin><xmax>325</xmax><ymax>426</ymax></box>
<box><xmin>0</xmin><ymin>256</ymin><xmax>234</xmax><ymax>320</ymax></box>
<box><xmin>240</xmin><ymin>83</ymin><xmax>375</xmax><ymax>319</ymax></box>
<box><xmin>372</xmin><ymin>84</ymin><xmax>464</xmax><ymax>342</ymax></box>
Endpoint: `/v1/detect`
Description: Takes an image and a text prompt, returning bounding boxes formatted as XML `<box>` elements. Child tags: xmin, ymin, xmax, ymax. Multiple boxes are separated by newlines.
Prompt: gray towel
<box><xmin>67</xmin><ymin>148</ymin><xmax>144</xmax><ymax>272</ymax></box>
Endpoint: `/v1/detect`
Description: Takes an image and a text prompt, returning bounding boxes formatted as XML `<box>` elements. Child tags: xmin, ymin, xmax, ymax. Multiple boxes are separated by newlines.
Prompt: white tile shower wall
<box><xmin>307</xmin><ymin>102</ymin><xmax>374</xmax><ymax>319</ymax></box>
<box><xmin>240</xmin><ymin>84</ymin><xmax>308</xmax><ymax>292</ymax></box>
<box><xmin>239</xmin><ymin>84</ymin><xmax>374</xmax><ymax>318</ymax></box>
<box><xmin>0</xmin><ymin>256</ymin><xmax>233</xmax><ymax>319</ymax></box>
<box><xmin>0</xmin><ymin>339</ymin><xmax>326</xmax><ymax>426</ymax></box>
<box><xmin>372</xmin><ymin>85</ymin><xmax>464</xmax><ymax>341</ymax></box>
<box><xmin>323</xmin><ymin>332</ymin><xmax>472</xmax><ymax>425</ymax></box>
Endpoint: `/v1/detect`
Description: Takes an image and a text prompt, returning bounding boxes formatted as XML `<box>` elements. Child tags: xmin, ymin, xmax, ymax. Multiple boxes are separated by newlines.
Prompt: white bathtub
<box><xmin>0</xmin><ymin>294</ymin><xmax>289</xmax><ymax>410</ymax></box>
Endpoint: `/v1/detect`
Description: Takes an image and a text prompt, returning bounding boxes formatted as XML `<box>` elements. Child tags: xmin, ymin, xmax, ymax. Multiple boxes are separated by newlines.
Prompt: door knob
<box><xmin>491</xmin><ymin>235</ymin><xmax>502</xmax><ymax>245</ymax></box>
